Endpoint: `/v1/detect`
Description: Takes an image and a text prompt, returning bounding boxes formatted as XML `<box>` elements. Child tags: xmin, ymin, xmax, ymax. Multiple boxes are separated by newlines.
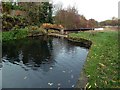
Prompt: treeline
<box><xmin>2</xmin><ymin>2</ymin><xmax>53</xmax><ymax>31</ymax></box>
<box><xmin>100</xmin><ymin>17</ymin><xmax>119</xmax><ymax>26</ymax></box>
<box><xmin>18</xmin><ymin>2</ymin><xmax>53</xmax><ymax>25</ymax></box>
<box><xmin>2</xmin><ymin>2</ymin><xmax>119</xmax><ymax>31</ymax></box>
<box><xmin>54</xmin><ymin>7</ymin><xmax>98</xmax><ymax>29</ymax></box>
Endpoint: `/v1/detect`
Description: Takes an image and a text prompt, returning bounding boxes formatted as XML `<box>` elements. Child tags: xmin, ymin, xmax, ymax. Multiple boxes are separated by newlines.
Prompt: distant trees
<box><xmin>87</xmin><ymin>19</ymin><xmax>98</xmax><ymax>28</ymax></box>
<box><xmin>2</xmin><ymin>2</ymin><xmax>102</xmax><ymax>30</ymax></box>
<box><xmin>54</xmin><ymin>7</ymin><xmax>79</xmax><ymax>29</ymax></box>
<box><xmin>100</xmin><ymin>17</ymin><xmax>118</xmax><ymax>26</ymax></box>
<box><xmin>79</xmin><ymin>15</ymin><xmax>87</xmax><ymax>28</ymax></box>
<box><xmin>54</xmin><ymin>6</ymin><xmax>98</xmax><ymax>29</ymax></box>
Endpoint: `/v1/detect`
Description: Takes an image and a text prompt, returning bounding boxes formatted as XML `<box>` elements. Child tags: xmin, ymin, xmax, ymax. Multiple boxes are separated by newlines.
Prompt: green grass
<box><xmin>2</xmin><ymin>28</ymin><xmax>29</xmax><ymax>41</ymax></box>
<box><xmin>2</xmin><ymin>27</ymin><xmax>47</xmax><ymax>41</ymax></box>
<box><xmin>69</xmin><ymin>31</ymin><xmax>119</xmax><ymax>88</ymax></box>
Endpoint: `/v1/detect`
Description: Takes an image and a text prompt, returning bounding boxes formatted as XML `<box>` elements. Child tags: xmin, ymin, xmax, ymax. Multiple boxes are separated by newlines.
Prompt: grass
<box><xmin>69</xmin><ymin>30</ymin><xmax>119</xmax><ymax>88</ymax></box>
<box><xmin>2</xmin><ymin>27</ymin><xmax>47</xmax><ymax>41</ymax></box>
<box><xmin>2</xmin><ymin>28</ymin><xmax>29</xmax><ymax>41</ymax></box>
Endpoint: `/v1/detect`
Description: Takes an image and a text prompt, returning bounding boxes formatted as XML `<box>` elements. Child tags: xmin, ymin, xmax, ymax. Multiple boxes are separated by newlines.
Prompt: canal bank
<box><xmin>69</xmin><ymin>30</ymin><xmax>119</xmax><ymax>88</ymax></box>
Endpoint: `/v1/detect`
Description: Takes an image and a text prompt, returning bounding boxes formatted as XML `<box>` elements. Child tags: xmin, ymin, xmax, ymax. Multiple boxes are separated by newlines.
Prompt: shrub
<box><xmin>41</xmin><ymin>23</ymin><xmax>64</xmax><ymax>29</ymax></box>
<box><xmin>39</xmin><ymin>28</ymin><xmax>47</xmax><ymax>35</ymax></box>
<box><xmin>2</xmin><ymin>28</ymin><xmax>29</xmax><ymax>41</ymax></box>
<box><xmin>28</xmin><ymin>26</ymin><xmax>47</xmax><ymax>36</ymax></box>
<box><xmin>2</xmin><ymin>13</ymin><xmax>28</xmax><ymax>31</ymax></box>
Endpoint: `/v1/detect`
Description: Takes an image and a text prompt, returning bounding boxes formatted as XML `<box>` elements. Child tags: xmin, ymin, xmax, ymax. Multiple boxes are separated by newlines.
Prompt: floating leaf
<box><xmin>62</xmin><ymin>71</ymin><xmax>66</xmax><ymax>73</ymax></box>
<box><xmin>72</xmin><ymin>85</ymin><xmax>74</xmax><ymax>87</ymax></box>
<box><xmin>48</xmin><ymin>82</ymin><xmax>53</xmax><ymax>86</ymax></box>
<box><xmin>24</xmin><ymin>76</ymin><xmax>27</xmax><ymax>79</ymax></box>
<box><xmin>58</xmin><ymin>83</ymin><xmax>61</xmax><ymax>86</ymax></box>
<box><xmin>49</xmin><ymin>67</ymin><xmax>53</xmax><ymax>70</ymax></box>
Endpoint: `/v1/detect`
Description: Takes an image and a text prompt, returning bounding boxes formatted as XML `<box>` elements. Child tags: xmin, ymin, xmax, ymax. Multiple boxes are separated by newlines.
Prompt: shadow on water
<box><xmin>2</xmin><ymin>36</ymin><xmax>88</xmax><ymax>88</ymax></box>
<box><xmin>2</xmin><ymin>36</ymin><xmax>55</xmax><ymax>72</ymax></box>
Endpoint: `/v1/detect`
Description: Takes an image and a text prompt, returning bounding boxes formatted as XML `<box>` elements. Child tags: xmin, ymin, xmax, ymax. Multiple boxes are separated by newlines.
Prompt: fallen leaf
<box><xmin>72</xmin><ymin>85</ymin><xmax>74</xmax><ymax>87</ymax></box>
<box><xmin>48</xmin><ymin>82</ymin><xmax>53</xmax><ymax>86</ymax></box>
<box><xmin>24</xmin><ymin>76</ymin><xmax>27</xmax><ymax>79</ymax></box>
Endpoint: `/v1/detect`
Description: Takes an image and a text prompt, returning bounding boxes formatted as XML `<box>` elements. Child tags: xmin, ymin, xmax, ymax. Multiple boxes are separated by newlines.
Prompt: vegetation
<box><xmin>2</xmin><ymin>28</ymin><xmax>28</xmax><ymax>41</ymax></box>
<box><xmin>28</xmin><ymin>26</ymin><xmax>47</xmax><ymax>36</ymax></box>
<box><xmin>69</xmin><ymin>30</ymin><xmax>119</xmax><ymax>88</ymax></box>
<box><xmin>2</xmin><ymin>2</ymin><xmax>24</xmax><ymax>14</ymax></box>
<box><xmin>1</xmin><ymin>1</ymin><xmax>119</xmax><ymax>89</ymax></box>
<box><xmin>100</xmin><ymin>17</ymin><xmax>118</xmax><ymax>26</ymax></box>
<box><xmin>18</xmin><ymin>2</ymin><xmax>53</xmax><ymax>25</ymax></box>
<box><xmin>2</xmin><ymin>26</ymin><xmax>47</xmax><ymax>41</ymax></box>
<box><xmin>2</xmin><ymin>13</ymin><xmax>28</xmax><ymax>31</ymax></box>
<box><xmin>2</xmin><ymin>2</ymin><xmax>53</xmax><ymax>29</ymax></box>
<box><xmin>41</xmin><ymin>23</ymin><xmax>64</xmax><ymax>29</ymax></box>
<box><xmin>54</xmin><ymin>6</ymin><xmax>98</xmax><ymax>29</ymax></box>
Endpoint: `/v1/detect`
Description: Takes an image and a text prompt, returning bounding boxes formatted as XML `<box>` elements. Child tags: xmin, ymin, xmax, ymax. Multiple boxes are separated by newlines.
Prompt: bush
<box><xmin>39</xmin><ymin>28</ymin><xmax>47</xmax><ymax>35</ymax></box>
<box><xmin>41</xmin><ymin>23</ymin><xmax>64</xmax><ymax>29</ymax></box>
<box><xmin>2</xmin><ymin>28</ymin><xmax>29</xmax><ymax>41</ymax></box>
<box><xmin>28</xmin><ymin>26</ymin><xmax>47</xmax><ymax>36</ymax></box>
<box><xmin>2</xmin><ymin>13</ymin><xmax>28</xmax><ymax>31</ymax></box>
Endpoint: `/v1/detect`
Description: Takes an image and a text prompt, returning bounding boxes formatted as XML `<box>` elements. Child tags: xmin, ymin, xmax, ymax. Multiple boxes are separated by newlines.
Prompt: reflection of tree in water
<box><xmin>52</xmin><ymin>38</ymin><xmax>77</xmax><ymax>55</ymax></box>
<box><xmin>2</xmin><ymin>36</ymin><xmax>56</xmax><ymax>72</ymax></box>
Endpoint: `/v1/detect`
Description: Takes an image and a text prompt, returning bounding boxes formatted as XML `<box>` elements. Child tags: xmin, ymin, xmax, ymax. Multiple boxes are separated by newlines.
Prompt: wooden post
<box><xmin>60</xmin><ymin>29</ymin><xmax>64</xmax><ymax>34</ymax></box>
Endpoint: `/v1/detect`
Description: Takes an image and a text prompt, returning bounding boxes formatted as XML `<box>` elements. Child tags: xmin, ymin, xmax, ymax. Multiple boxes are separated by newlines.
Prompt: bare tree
<box><xmin>54</xmin><ymin>6</ymin><xmax>82</xmax><ymax>29</ymax></box>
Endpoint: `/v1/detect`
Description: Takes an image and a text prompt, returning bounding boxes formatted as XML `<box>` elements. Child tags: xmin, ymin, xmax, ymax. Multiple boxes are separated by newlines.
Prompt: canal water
<box><xmin>2</xmin><ymin>36</ymin><xmax>88</xmax><ymax>88</ymax></box>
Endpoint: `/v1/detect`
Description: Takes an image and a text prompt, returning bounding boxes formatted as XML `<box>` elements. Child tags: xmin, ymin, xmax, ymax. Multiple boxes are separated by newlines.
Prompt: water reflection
<box><xmin>2</xmin><ymin>36</ymin><xmax>55</xmax><ymax>72</ymax></box>
<box><xmin>2</xmin><ymin>36</ymin><xmax>88</xmax><ymax>88</ymax></box>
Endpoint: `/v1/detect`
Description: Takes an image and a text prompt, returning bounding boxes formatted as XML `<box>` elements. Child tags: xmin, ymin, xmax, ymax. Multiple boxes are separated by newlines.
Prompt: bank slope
<box><xmin>69</xmin><ymin>31</ymin><xmax>119</xmax><ymax>88</ymax></box>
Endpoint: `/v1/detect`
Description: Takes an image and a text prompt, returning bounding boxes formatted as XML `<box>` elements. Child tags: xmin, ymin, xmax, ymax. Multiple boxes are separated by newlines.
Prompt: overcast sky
<box><xmin>1</xmin><ymin>0</ymin><xmax>119</xmax><ymax>21</ymax></box>
<box><xmin>52</xmin><ymin>0</ymin><xmax>119</xmax><ymax>22</ymax></box>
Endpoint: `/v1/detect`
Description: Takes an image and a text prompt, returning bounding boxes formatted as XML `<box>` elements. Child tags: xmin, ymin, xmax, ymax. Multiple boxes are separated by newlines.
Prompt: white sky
<box><xmin>0</xmin><ymin>0</ymin><xmax>119</xmax><ymax>21</ymax></box>
<box><xmin>52</xmin><ymin>0</ymin><xmax>119</xmax><ymax>22</ymax></box>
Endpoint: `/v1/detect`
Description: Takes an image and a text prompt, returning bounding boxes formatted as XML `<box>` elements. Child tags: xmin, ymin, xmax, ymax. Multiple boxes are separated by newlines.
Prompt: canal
<box><xmin>2</xmin><ymin>36</ymin><xmax>88</xmax><ymax>88</ymax></box>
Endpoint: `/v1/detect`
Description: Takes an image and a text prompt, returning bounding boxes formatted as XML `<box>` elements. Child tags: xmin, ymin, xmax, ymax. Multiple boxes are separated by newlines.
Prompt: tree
<box><xmin>2</xmin><ymin>2</ymin><xmax>12</xmax><ymax>14</ymax></box>
<box><xmin>18</xmin><ymin>2</ymin><xmax>53</xmax><ymax>25</ymax></box>
<box><xmin>87</xmin><ymin>19</ymin><xmax>98</xmax><ymax>28</ymax></box>
<box><xmin>39</xmin><ymin>2</ymin><xmax>53</xmax><ymax>24</ymax></box>
<box><xmin>54</xmin><ymin>6</ymin><xmax>82</xmax><ymax>29</ymax></box>
<box><xmin>100</xmin><ymin>17</ymin><xmax>118</xmax><ymax>26</ymax></box>
<box><xmin>79</xmin><ymin>15</ymin><xmax>87</xmax><ymax>28</ymax></box>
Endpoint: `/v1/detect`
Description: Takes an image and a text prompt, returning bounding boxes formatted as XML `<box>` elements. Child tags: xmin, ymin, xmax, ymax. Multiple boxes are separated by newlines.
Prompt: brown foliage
<box><xmin>41</xmin><ymin>23</ymin><xmax>64</xmax><ymax>29</ymax></box>
<box><xmin>54</xmin><ymin>6</ymin><xmax>98</xmax><ymax>29</ymax></box>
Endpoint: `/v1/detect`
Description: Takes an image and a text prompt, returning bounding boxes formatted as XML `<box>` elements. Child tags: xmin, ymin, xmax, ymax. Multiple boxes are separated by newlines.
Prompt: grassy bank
<box><xmin>69</xmin><ymin>30</ymin><xmax>119</xmax><ymax>88</ymax></box>
<box><xmin>2</xmin><ymin>27</ymin><xmax>47</xmax><ymax>41</ymax></box>
<box><xmin>2</xmin><ymin>28</ymin><xmax>28</xmax><ymax>41</ymax></box>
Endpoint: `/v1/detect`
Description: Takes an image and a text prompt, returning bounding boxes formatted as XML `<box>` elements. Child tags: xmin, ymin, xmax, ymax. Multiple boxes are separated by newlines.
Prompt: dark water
<box><xmin>2</xmin><ymin>36</ymin><xmax>88</xmax><ymax>88</ymax></box>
